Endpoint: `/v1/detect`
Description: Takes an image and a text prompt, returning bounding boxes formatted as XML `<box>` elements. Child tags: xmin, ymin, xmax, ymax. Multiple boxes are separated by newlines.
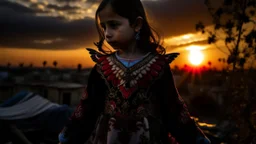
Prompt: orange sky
<box><xmin>1</xmin><ymin>47</ymin><xmax>95</xmax><ymax>68</ymax></box>
<box><xmin>0</xmin><ymin>31</ymin><xmax>230</xmax><ymax>69</ymax></box>
<box><xmin>0</xmin><ymin>40</ymin><xmax>228</xmax><ymax>69</ymax></box>
<box><xmin>1</xmin><ymin>0</ymin><xmax>253</xmax><ymax>69</ymax></box>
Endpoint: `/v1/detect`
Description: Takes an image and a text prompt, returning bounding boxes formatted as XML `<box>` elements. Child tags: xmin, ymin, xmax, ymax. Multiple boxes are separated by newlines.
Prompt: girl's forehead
<box><xmin>98</xmin><ymin>5</ymin><xmax>123</xmax><ymax>22</ymax></box>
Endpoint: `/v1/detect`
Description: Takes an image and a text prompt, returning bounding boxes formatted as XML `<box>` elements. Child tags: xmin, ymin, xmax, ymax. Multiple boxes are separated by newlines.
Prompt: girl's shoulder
<box><xmin>159</xmin><ymin>52</ymin><xmax>180</xmax><ymax>64</ymax></box>
<box><xmin>86</xmin><ymin>48</ymin><xmax>111</xmax><ymax>64</ymax></box>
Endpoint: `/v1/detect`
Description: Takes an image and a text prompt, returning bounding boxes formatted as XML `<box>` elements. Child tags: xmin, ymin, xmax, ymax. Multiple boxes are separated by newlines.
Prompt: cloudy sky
<box><xmin>0</xmin><ymin>0</ymin><xmax>229</xmax><ymax>68</ymax></box>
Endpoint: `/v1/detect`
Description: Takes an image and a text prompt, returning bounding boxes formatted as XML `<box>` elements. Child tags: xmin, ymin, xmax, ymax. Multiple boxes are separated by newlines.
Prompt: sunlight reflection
<box><xmin>164</xmin><ymin>33</ymin><xmax>207</xmax><ymax>46</ymax></box>
<box><xmin>186</xmin><ymin>45</ymin><xmax>207</xmax><ymax>51</ymax></box>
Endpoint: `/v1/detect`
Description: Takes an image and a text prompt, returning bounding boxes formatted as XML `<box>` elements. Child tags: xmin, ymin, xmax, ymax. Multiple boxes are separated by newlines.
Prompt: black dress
<box><xmin>60</xmin><ymin>50</ymin><xmax>208</xmax><ymax>144</ymax></box>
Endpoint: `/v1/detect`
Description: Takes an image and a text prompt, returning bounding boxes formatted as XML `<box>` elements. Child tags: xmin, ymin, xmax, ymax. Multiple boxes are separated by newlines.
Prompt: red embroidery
<box><xmin>150</xmin><ymin>70</ymin><xmax>159</xmax><ymax>77</ymax></box>
<box><xmin>102</xmin><ymin>64</ymin><xmax>111</xmax><ymax>70</ymax></box>
<box><xmin>151</xmin><ymin>63</ymin><xmax>162</xmax><ymax>71</ymax></box>
<box><xmin>99</xmin><ymin>54</ymin><xmax>167</xmax><ymax>99</ymax></box>
<box><xmin>107</xmin><ymin>74</ymin><xmax>115</xmax><ymax>81</ymax></box>
<box><xmin>109</xmin><ymin>100</ymin><xmax>116</xmax><ymax>109</ymax></box>
<box><xmin>81</xmin><ymin>87</ymin><xmax>88</xmax><ymax>100</ymax></box>
<box><xmin>119</xmin><ymin>85</ymin><xmax>137</xmax><ymax>99</ymax></box>
<box><xmin>71</xmin><ymin>105</ymin><xmax>83</xmax><ymax>119</ymax></box>
<box><xmin>104</xmin><ymin>69</ymin><xmax>112</xmax><ymax>76</ymax></box>
<box><xmin>98</xmin><ymin>55</ymin><xmax>107</xmax><ymax>63</ymax></box>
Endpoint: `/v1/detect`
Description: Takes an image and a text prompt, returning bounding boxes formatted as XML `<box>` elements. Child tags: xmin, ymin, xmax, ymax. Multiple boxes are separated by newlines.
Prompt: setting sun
<box><xmin>188</xmin><ymin>49</ymin><xmax>204</xmax><ymax>66</ymax></box>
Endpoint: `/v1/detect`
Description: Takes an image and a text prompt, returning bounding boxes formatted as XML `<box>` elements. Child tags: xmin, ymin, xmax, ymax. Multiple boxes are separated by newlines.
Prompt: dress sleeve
<box><xmin>59</xmin><ymin>65</ymin><xmax>107</xmax><ymax>144</ymax></box>
<box><xmin>158</xmin><ymin>64</ymin><xmax>210</xmax><ymax>144</ymax></box>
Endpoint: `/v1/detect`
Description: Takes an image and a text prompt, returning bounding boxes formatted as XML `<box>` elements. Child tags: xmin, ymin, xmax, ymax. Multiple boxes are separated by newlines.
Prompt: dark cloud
<box><xmin>0</xmin><ymin>0</ymin><xmax>213</xmax><ymax>50</ymax></box>
<box><xmin>0</xmin><ymin>0</ymin><xmax>34</xmax><ymax>13</ymax></box>
<box><xmin>55</xmin><ymin>0</ymin><xmax>99</xmax><ymax>6</ymax></box>
<box><xmin>0</xmin><ymin>2</ymin><xmax>97</xmax><ymax>50</ymax></box>
<box><xmin>19</xmin><ymin>0</ymin><xmax>35</xmax><ymax>2</ymax></box>
<box><xmin>142</xmin><ymin>0</ymin><xmax>212</xmax><ymax>37</ymax></box>
<box><xmin>86</xmin><ymin>0</ymin><xmax>101</xmax><ymax>2</ymax></box>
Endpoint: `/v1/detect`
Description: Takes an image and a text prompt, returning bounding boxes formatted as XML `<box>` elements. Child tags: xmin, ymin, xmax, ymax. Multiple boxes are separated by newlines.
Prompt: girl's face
<box><xmin>98</xmin><ymin>4</ymin><xmax>136</xmax><ymax>50</ymax></box>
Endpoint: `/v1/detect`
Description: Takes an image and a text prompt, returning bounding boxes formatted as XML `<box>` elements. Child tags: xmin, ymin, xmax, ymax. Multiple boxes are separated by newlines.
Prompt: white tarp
<box><xmin>0</xmin><ymin>92</ymin><xmax>60</xmax><ymax>120</ymax></box>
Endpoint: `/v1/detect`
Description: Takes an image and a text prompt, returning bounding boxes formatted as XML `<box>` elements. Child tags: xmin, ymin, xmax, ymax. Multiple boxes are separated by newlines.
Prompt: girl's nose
<box><xmin>105</xmin><ymin>29</ymin><xmax>113</xmax><ymax>40</ymax></box>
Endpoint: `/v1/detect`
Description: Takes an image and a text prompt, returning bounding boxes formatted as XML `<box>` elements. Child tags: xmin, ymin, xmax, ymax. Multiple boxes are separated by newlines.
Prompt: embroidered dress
<box><xmin>59</xmin><ymin>49</ymin><xmax>208</xmax><ymax>144</ymax></box>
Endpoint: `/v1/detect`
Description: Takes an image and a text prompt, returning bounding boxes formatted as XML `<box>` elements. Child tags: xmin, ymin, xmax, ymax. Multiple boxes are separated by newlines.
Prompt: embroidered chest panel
<box><xmin>97</xmin><ymin>53</ymin><xmax>166</xmax><ymax>99</ymax></box>
<box><xmin>95</xmin><ymin>53</ymin><xmax>168</xmax><ymax>117</ymax></box>
<box><xmin>86</xmin><ymin>48</ymin><xmax>179</xmax><ymax>117</ymax></box>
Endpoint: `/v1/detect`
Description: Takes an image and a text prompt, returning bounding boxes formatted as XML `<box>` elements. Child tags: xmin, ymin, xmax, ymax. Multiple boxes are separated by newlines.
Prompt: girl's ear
<box><xmin>133</xmin><ymin>16</ymin><xmax>143</xmax><ymax>32</ymax></box>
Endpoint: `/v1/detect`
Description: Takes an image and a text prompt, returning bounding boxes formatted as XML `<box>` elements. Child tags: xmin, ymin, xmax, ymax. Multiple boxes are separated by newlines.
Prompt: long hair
<box><xmin>94</xmin><ymin>0</ymin><xmax>166</xmax><ymax>55</ymax></box>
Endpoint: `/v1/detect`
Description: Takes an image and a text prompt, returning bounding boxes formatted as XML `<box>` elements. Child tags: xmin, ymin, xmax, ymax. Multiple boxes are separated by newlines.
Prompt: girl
<box><xmin>59</xmin><ymin>0</ymin><xmax>211</xmax><ymax>143</ymax></box>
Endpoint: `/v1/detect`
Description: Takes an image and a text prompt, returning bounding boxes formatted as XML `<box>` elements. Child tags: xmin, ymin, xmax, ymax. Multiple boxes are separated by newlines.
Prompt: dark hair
<box><xmin>94</xmin><ymin>0</ymin><xmax>166</xmax><ymax>55</ymax></box>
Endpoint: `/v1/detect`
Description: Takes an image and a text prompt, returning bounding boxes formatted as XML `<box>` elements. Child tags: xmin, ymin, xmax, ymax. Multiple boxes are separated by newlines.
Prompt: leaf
<box><xmin>239</xmin><ymin>58</ymin><xmax>246</xmax><ymax>67</ymax></box>
<box><xmin>195</xmin><ymin>21</ymin><xmax>205</xmax><ymax>31</ymax></box>
<box><xmin>245</xmin><ymin>34</ymin><xmax>252</xmax><ymax>43</ymax></box>
<box><xmin>215</xmin><ymin>23</ymin><xmax>221</xmax><ymax>30</ymax></box>
<box><xmin>225</xmin><ymin>36</ymin><xmax>235</xmax><ymax>43</ymax></box>
<box><xmin>225</xmin><ymin>20</ymin><xmax>234</xmax><ymax>30</ymax></box>
<box><xmin>208</xmin><ymin>35</ymin><xmax>217</xmax><ymax>44</ymax></box>
<box><xmin>243</xmin><ymin>14</ymin><xmax>250</xmax><ymax>23</ymax></box>
<box><xmin>245</xmin><ymin>30</ymin><xmax>256</xmax><ymax>46</ymax></box>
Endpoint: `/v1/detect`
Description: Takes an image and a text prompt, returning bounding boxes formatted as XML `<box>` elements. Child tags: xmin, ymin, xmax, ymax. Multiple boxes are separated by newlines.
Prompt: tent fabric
<box><xmin>0</xmin><ymin>91</ymin><xmax>60</xmax><ymax>120</ymax></box>
<box><xmin>0</xmin><ymin>91</ymin><xmax>31</xmax><ymax>107</ymax></box>
<box><xmin>15</xmin><ymin>105</ymin><xmax>74</xmax><ymax>133</ymax></box>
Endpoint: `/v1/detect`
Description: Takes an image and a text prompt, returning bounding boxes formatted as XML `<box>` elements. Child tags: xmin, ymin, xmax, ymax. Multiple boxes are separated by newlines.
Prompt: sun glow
<box><xmin>187</xmin><ymin>46</ymin><xmax>204</xmax><ymax>66</ymax></box>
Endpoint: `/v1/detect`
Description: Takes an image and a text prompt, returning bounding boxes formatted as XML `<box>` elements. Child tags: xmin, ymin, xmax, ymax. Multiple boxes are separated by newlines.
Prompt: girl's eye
<box><xmin>110</xmin><ymin>23</ymin><xmax>117</xmax><ymax>28</ymax></box>
<box><xmin>100</xmin><ymin>21</ymin><xmax>120</xmax><ymax>30</ymax></box>
<box><xmin>109</xmin><ymin>22</ymin><xmax>119</xmax><ymax>29</ymax></box>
